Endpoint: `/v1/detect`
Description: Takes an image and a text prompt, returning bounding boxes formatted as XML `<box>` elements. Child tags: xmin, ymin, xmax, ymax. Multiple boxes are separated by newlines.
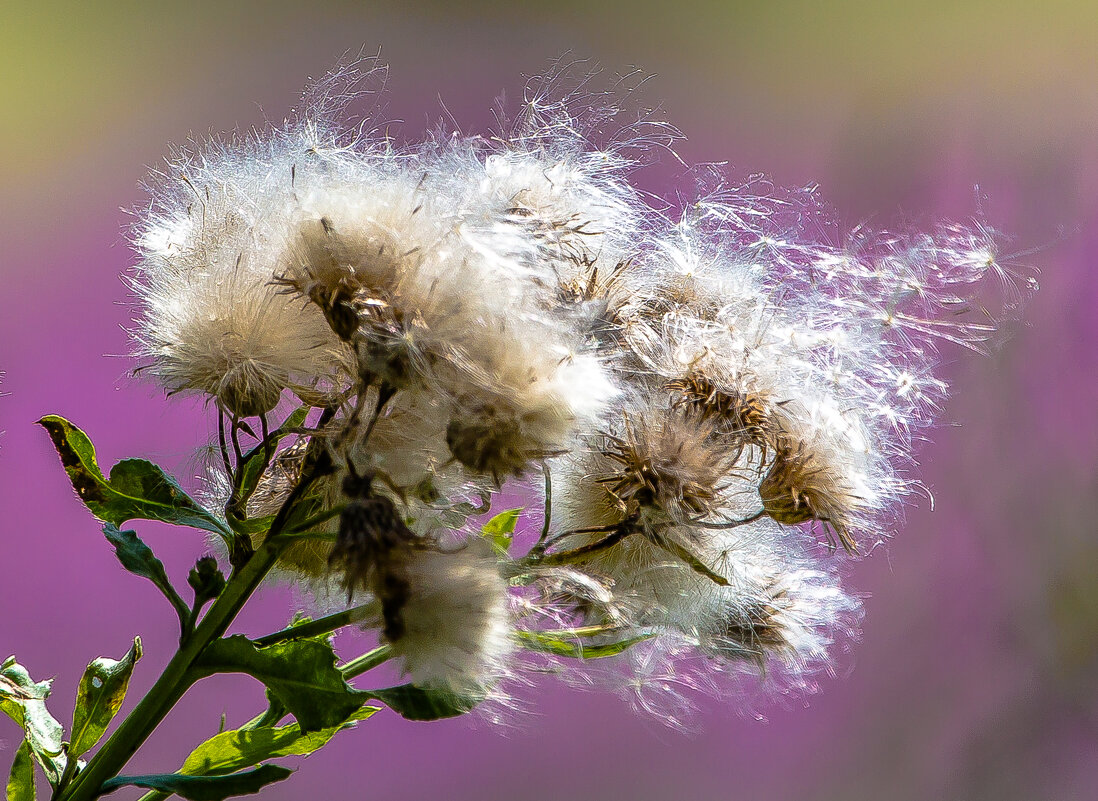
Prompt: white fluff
<box><xmin>129</xmin><ymin>56</ymin><xmax>1031</xmax><ymax>719</ymax></box>
<box><xmin>390</xmin><ymin>540</ymin><xmax>512</xmax><ymax>695</ymax></box>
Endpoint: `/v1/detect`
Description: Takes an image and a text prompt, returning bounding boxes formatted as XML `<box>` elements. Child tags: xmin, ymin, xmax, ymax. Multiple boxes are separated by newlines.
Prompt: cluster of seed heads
<box><xmin>130</xmin><ymin>56</ymin><xmax>1030</xmax><ymax>711</ymax></box>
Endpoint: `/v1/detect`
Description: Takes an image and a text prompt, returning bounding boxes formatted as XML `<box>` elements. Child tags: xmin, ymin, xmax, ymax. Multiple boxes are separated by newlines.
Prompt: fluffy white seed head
<box><xmin>133</xmin><ymin>204</ymin><xmax>345</xmax><ymax>416</ymax></box>
<box><xmin>136</xmin><ymin>56</ymin><xmax>1031</xmax><ymax>722</ymax></box>
<box><xmin>388</xmin><ymin>539</ymin><xmax>513</xmax><ymax>695</ymax></box>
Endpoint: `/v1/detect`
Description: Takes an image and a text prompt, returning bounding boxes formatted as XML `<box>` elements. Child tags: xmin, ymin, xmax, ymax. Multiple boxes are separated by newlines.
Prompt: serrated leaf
<box><xmin>102</xmin><ymin>525</ymin><xmax>190</xmax><ymax>624</ymax></box>
<box><xmin>193</xmin><ymin>636</ymin><xmax>368</xmax><ymax>733</ymax></box>
<box><xmin>6</xmin><ymin>739</ymin><xmax>35</xmax><ymax>801</ymax></box>
<box><xmin>515</xmin><ymin>629</ymin><xmax>653</xmax><ymax>659</ymax></box>
<box><xmin>366</xmin><ymin>684</ymin><xmax>479</xmax><ymax>721</ymax></box>
<box><xmin>38</xmin><ymin>416</ymin><xmax>231</xmax><ymax>540</ymax></box>
<box><xmin>179</xmin><ymin>706</ymin><xmax>377</xmax><ymax>777</ymax></box>
<box><xmin>481</xmin><ymin>508</ymin><xmax>522</xmax><ymax>553</ymax></box>
<box><xmin>0</xmin><ymin>659</ymin><xmax>66</xmax><ymax>786</ymax></box>
<box><xmin>70</xmin><ymin>638</ymin><xmax>142</xmax><ymax>759</ymax></box>
<box><xmin>99</xmin><ymin>765</ymin><xmax>292</xmax><ymax>800</ymax></box>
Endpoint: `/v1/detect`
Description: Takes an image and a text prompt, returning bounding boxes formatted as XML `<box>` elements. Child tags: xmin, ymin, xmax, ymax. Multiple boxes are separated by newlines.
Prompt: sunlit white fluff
<box><xmin>132</xmin><ymin>183</ymin><xmax>346</xmax><ymax>416</ymax></box>
<box><xmin>389</xmin><ymin>539</ymin><xmax>513</xmax><ymax>694</ymax></box>
<box><xmin>131</xmin><ymin>55</ymin><xmax>1032</xmax><ymax>725</ymax></box>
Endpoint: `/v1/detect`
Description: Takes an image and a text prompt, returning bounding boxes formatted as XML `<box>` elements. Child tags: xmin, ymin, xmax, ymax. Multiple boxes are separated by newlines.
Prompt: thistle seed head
<box><xmin>328</xmin><ymin>472</ymin><xmax>419</xmax><ymax>601</ymax></box>
<box><xmin>596</xmin><ymin>409</ymin><xmax>738</xmax><ymax>522</ymax></box>
<box><xmin>758</xmin><ymin>436</ymin><xmax>858</xmax><ymax>553</ymax></box>
<box><xmin>384</xmin><ymin>539</ymin><xmax>512</xmax><ymax>694</ymax></box>
<box><xmin>666</xmin><ymin>373</ymin><xmax>773</xmax><ymax>454</ymax></box>
<box><xmin>445</xmin><ymin>401</ymin><xmax>536</xmax><ymax>481</ymax></box>
<box><xmin>132</xmin><ymin>56</ymin><xmax>1032</xmax><ymax>721</ymax></box>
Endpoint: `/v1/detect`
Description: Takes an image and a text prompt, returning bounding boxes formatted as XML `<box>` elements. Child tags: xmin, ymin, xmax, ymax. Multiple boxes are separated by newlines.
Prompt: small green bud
<box><xmin>188</xmin><ymin>556</ymin><xmax>227</xmax><ymax>608</ymax></box>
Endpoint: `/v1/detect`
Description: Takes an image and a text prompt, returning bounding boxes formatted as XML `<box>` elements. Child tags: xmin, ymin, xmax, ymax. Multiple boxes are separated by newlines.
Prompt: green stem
<box><xmin>340</xmin><ymin>644</ymin><xmax>394</xmax><ymax>680</ymax></box>
<box><xmin>253</xmin><ymin>601</ymin><xmax>380</xmax><ymax>647</ymax></box>
<box><xmin>180</xmin><ymin>605</ymin><xmax>200</xmax><ymax>644</ymax></box>
<box><xmin>51</xmin><ymin>745</ymin><xmax>79</xmax><ymax>800</ymax></box>
<box><xmin>284</xmin><ymin>505</ymin><xmax>344</xmax><ymax>535</ymax></box>
<box><xmin>60</xmin><ymin>535</ymin><xmax>291</xmax><ymax>801</ymax></box>
<box><xmin>281</xmin><ymin>530</ymin><xmax>337</xmax><ymax>541</ymax></box>
<box><xmin>535</xmin><ymin>463</ymin><xmax>552</xmax><ymax>548</ymax></box>
<box><xmin>524</xmin><ymin>527</ymin><xmax>630</xmax><ymax>569</ymax></box>
<box><xmin>241</xmin><ymin>701</ymin><xmax>287</xmax><ymax>732</ymax></box>
<box><xmin>62</xmin><ymin>454</ymin><xmax>332</xmax><ymax>801</ymax></box>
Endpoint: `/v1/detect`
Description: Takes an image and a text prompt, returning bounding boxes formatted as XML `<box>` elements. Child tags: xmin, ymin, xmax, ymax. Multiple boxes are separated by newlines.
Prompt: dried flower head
<box><xmin>758</xmin><ymin>435</ymin><xmax>859</xmax><ymax>553</ymax></box>
<box><xmin>328</xmin><ymin>467</ymin><xmax>420</xmax><ymax>605</ymax></box>
<box><xmin>594</xmin><ymin>407</ymin><xmax>740</xmax><ymax>523</ymax></box>
<box><xmin>131</xmin><ymin>55</ymin><xmax>1032</xmax><ymax>726</ymax></box>
<box><xmin>386</xmin><ymin>538</ymin><xmax>512</xmax><ymax>694</ymax></box>
<box><xmin>666</xmin><ymin>373</ymin><xmax>774</xmax><ymax>456</ymax></box>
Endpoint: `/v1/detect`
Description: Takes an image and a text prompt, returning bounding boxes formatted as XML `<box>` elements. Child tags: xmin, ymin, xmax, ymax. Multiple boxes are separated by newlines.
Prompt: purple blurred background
<box><xmin>2</xmin><ymin>3</ymin><xmax>1096</xmax><ymax>799</ymax></box>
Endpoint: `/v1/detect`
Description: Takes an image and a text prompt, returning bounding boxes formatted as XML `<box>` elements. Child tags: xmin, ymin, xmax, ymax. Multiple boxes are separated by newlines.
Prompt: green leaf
<box><xmin>6</xmin><ymin>739</ymin><xmax>35</xmax><ymax>801</ymax></box>
<box><xmin>234</xmin><ymin>405</ymin><xmax>310</xmax><ymax>509</ymax></box>
<box><xmin>280</xmin><ymin>405</ymin><xmax>311</xmax><ymax>434</ymax></box>
<box><xmin>179</xmin><ymin>707</ymin><xmax>377</xmax><ymax>777</ymax></box>
<box><xmin>481</xmin><ymin>508</ymin><xmax>522</xmax><ymax>554</ymax></box>
<box><xmin>70</xmin><ymin>638</ymin><xmax>142</xmax><ymax>759</ymax></box>
<box><xmin>366</xmin><ymin>684</ymin><xmax>479</xmax><ymax>721</ymax></box>
<box><xmin>99</xmin><ymin>765</ymin><xmax>292</xmax><ymax>800</ymax></box>
<box><xmin>0</xmin><ymin>658</ymin><xmax>66</xmax><ymax>786</ymax></box>
<box><xmin>38</xmin><ymin>416</ymin><xmax>231</xmax><ymax>540</ymax></box>
<box><xmin>193</xmin><ymin>636</ymin><xmax>369</xmax><ymax>733</ymax></box>
<box><xmin>102</xmin><ymin>525</ymin><xmax>190</xmax><ymax>624</ymax></box>
<box><xmin>515</xmin><ymin>629</ymin><xmax>653</xmax><ymax>659</ymax></box>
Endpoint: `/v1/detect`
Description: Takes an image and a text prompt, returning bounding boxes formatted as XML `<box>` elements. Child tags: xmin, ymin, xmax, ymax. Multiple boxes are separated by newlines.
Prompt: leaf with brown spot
<box><xmin>38</xmin><ymin>416</ymin><xmax>231</xmax><ymax>541</ymax></box>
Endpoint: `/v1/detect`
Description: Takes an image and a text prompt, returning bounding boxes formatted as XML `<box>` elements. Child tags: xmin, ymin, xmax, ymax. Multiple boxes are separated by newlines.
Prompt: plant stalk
<box><xmin>60</xmin><ymin>534</ymin><xmax>291</xmax><ymax>801</ymax></box>
<box><xmin>252</xmin><ymin>601</ymin><xmax>380</xmax><ymax>647</ymax></box>
<box><xmin>62</xmin><ymin>453</ymin><xmax>331</xmax><ymax>801</ymax></box>
<box><xmin>340</xmin><ymin>644</ymin><xmax>393</xmax><ymax>680</ymax></box>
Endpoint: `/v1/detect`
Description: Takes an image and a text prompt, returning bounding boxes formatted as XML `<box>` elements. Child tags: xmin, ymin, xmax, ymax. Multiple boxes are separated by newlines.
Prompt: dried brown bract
<box><xmin>558</xmin><ymin>257</ymin><xmax>631</xmax><ymax>306</ymax></box>
<box><xmin>444</xmin><ymin>389</ymin><xmax>573</xmax><ymax>482</ymax></box>
<box><xmin>758</xmin><ymin>436</ymin><xmax>858</xmax><ymax>553</ymax></box>
<box><xmin>595</xmin><ymin>409</ymin><xmax>739</xmax><ymax>522</ymax></box>
<box><xmin>328</xmin><ymin>470</ymin><xmax>420</xmax><ymax>609</ymax></box>
<box><xmin>666</xmin><ymin>373</ymin><xmax>774</xmax><ymax>457</ymax></box>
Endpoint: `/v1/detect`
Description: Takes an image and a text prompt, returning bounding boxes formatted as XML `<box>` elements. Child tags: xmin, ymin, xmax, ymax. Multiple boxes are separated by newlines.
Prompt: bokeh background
<box><xmin>2</xmin><ymin>2</ymin><xmax>1097</xmax><ymax>799</ymax></box>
